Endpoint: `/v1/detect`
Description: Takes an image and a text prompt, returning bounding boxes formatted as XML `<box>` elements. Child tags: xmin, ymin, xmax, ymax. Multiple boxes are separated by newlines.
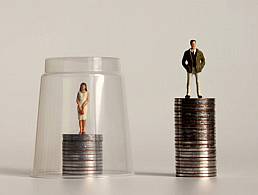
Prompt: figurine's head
<box><xmin>190</xmin><ymin>40</ymin><xmax>197</xmax><ymax>49</ymax></box>
<box><xmin>79</xmin><ymin>82</ymin><xmax>88</xmax><ymax>92</ymax></box>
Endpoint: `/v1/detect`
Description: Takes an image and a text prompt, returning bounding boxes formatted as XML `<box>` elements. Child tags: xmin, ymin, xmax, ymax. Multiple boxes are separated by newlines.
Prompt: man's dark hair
<box><xmin>190</xmin><ymin>40</ymin><xmax>196</xmax><ymax>45</ymax></box>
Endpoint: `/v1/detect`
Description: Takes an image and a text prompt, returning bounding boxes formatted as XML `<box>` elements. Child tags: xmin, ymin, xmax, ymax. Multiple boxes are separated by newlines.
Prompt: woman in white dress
<box><xmin>76</xmin><ymin>82</ymin><xmax>89</xmax><ymax>134</ymax></box>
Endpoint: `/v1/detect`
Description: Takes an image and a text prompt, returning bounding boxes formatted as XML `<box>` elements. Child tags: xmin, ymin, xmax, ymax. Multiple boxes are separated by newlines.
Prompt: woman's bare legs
<box><xmin>79</xmin><ymin>120</ymin><xmax>87</xmax><ymax>134</ymax></box>
<box><xmin>79</xmin><ymin>120</ymin><xmax>84</xmax><ymax>134</ymax></box>
<box><xmin>82</xmin><ymin>120</ymin><xmax>86</xmax><ymax>134</ymax></box>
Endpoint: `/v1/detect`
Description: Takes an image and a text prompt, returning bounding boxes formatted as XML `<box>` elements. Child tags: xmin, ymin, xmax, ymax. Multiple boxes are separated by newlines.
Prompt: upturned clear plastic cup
<box><xmin>32</xmin><ymin>57</ymin><xmax>133</xmax><ymax>178</ymax></box>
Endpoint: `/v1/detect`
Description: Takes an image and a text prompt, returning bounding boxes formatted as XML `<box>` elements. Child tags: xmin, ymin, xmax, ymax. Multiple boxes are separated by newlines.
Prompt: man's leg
<box><xmin>186</xmin><ymin>72</ymin><xmax>192</xmax><ymax>97</ymax></box>
<box><xmin>195</xmin><ymin>73</ymin><xmax>202</xmax><ymax>98</ymax></box>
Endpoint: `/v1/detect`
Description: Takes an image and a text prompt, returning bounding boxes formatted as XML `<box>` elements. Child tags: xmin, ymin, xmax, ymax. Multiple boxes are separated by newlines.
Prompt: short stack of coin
<box><xmin>174</xmin><ymin>98</ymin><xmax>216</xmax><ymax>177</ymax></box>
<box><xmin>62</xmin><ymin>134</ymin><xmax>103</xmax><ymax>176</ymax></box>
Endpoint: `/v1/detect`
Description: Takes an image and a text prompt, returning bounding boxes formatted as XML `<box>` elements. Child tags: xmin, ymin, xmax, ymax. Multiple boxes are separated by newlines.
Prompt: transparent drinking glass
<box><xmin>32</xmin><ymin>57</ymin><xmax>133</xmax><ymax>178</ymax></box>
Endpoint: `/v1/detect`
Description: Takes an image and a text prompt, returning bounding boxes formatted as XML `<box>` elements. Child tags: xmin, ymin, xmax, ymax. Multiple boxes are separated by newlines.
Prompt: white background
<box><xmin>0</xmin><ymin>0</ymin><xmax>258</xmax><ymax>194</ymax></box>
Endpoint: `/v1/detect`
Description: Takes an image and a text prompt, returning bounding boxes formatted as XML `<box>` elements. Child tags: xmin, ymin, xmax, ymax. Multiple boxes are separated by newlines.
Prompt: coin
<box><xmin>63</xmin><ymin>171</ymin><xmax>103</xmax><ymax>175</ymax></box>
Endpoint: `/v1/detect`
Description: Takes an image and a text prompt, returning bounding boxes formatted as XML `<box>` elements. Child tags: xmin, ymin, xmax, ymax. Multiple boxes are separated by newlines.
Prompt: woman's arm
<box><xmin>76</xmin><ymin>93</ymin><xmax>79</xmax><ymax>104</ymax></box>
<box><xmin>82</xmin><ymin>93</ymin><xmax>89</xmax><ymax>108</ymax></box>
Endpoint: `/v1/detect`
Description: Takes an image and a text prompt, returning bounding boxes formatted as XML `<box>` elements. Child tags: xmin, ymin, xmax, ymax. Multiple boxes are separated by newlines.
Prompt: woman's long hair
<box><xmin>79</xmin><ymin>82</ymin><xmax>88</xmax><ymax>92</ymax></box>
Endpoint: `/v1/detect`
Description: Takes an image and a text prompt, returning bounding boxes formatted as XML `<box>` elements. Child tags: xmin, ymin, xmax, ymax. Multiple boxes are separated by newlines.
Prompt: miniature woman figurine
<box><xmin>76</xmin><ymin>82</ymin><xmax>89</xmax><ymax>134</ymax></box>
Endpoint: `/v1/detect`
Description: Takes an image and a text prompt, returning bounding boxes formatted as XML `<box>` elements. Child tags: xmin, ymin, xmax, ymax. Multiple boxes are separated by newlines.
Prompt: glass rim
<box><xmin>45</xmin><ymin>56</ymin><xmax>121</xmax><ymax>73</ymax></box>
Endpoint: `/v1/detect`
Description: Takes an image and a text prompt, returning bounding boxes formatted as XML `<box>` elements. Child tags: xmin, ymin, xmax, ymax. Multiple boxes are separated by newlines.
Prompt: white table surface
<box><xmin>0</xmin><ymin>168</ymin><xmax>257</xmax><ymax>195</ymax></box>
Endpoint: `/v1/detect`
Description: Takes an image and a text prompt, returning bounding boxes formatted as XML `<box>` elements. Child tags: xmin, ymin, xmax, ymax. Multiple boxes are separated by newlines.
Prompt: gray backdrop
<box><xmin>0</xmin><ymin>0</ymin><xmax>257</xmax><ymax>178</ymax></box>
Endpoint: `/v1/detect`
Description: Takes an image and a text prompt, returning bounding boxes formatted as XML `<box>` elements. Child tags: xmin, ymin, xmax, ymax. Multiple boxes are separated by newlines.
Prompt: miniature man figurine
<box><xmin>182</xmin><ymin>40</ymin><xmax>205</xmax><ymax>98</ymax></box>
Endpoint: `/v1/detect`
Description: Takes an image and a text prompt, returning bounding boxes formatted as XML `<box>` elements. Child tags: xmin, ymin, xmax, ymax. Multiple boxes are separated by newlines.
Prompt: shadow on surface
<box><xmin>0</xmin><ymin>167</ymin><xmax>31</xmax><ymax>177</ymax></box>
<box><xmin>135</xmin><ymin>172</ymin><xmax>176</xmax><ymax>177</ymax></box>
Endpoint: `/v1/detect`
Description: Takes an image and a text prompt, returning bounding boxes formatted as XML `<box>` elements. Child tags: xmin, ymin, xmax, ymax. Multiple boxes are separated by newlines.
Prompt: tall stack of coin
<box><xmin>174</xmin><ymin>98</ymin><xmax>216</xmax><ymax>177</ymax></box>
<box><xmin>62</xmin><ymin>134</ymin><xmax>103</xmax><ymax>176</ymax></box>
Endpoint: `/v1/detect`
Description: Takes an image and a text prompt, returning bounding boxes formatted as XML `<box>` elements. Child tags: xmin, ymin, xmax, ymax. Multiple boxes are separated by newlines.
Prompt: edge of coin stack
<box><xmin>174</xmin><ymin>98</ymin><xmax>217</xmax><ymax>177</ymax></box>
<box><xmin>62</xmin><ymin>134</ymin><xmax>103</xmax><ymax>176</ymax></box>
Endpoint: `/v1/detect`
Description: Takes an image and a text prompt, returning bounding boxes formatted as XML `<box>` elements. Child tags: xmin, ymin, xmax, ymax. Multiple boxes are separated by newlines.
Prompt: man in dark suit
<box><xmin>182</xmin><ymin>40</ymin><xmax>205</xmax><ymax>98</ymax></box>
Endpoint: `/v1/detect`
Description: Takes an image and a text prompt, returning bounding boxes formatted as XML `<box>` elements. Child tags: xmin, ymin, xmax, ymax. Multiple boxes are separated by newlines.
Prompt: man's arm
<box><xmin>182</xmin><ymin>51</ymin><xmax>189</xmax><ymax>70</ymax></box>
<box><xmin>200</xmin><ymin>51</ymin><xmax>205</xmax><ymax>66</ymax></box>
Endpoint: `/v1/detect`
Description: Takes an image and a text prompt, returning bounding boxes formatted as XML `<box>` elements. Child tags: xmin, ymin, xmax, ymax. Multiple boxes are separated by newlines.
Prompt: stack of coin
<box><xmin>62</xmin><ymin>134</ymin><xmax>103</xmax><ymax>176</ymax></box>
<box><xmin>174</xmin><ymin>98</ymin><xmax>216</xmax><ymax>177</ymax></box>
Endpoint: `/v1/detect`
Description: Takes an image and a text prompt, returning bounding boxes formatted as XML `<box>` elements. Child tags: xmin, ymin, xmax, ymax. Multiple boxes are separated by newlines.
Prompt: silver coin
<box><xmin>62</xmin><ymin>154</ymin><xmax>102</xmax><ymax>157</ymax></box>
<box><xmin>175</xmin><ymin>137</ymin><xmax>215</xmax><ymax>141</ymax></box>
<box><xmin>175</xmin><ymin>129</ymin><xmax>216</xmax><ymax>132</ymax></box>
<box><xmin>63</xmin><ymin>145</ymin><xmax>103</xmax><ymax>148</ymax></box>
<box><xmin>62</xmin><ymin>147</ymin><xmax>103</xmax><ymax>150</ymax></box>
<box><xmin>63</xmin><ymin>171</ymin><xmax>102</xmax><ymax>175</ymax></box>
<box><xmin>175</xmin><ymin>104</ymin><xmax>215</xmax><ymax>107</ymax></box>
<box><xmin>63</xmin><ymin>164</ymin><xmax>103</xmax><ymax>168</ymax></box>
<box><xmin>63</xmin><ymin>158</ymin><xmax>102</xmax><ymax>161</ymax></box>
<box><xmin>176</xmin><ymin>155</ymin><xmax>216</xmax><ymax>158</ymax></box>
<box><xmin>63</xmin><ymin>160</ymin><xmax>102</xmax><ymax>164</ymax></box>
<box><xmin>63</xmin><ymin>167</ymin><xmax>102</xmax><ymax>171</ymax></box>
<box><xmin>63</xmin><ymin>153</ymin><xmax>102</xmax><ymax>157</ymax></box>
<box><xmin>174</xmin><ymin>106</ymin><xmax>215</xmax><ymax>110</ymax></box>
<box><xmin>175</xmin><ymin>122</ymin><xmax>215</xmax><ymax>126</ymax></box>
<box><xmin>63</xmin><ymin>172</ymin><xmax>103</xmax><ymax>175</ymax></box>
<box><xmin>175</xmin><ymin>103</ymin><xmax>215</xmax><ymax>105</ymax></box>
<box><xmin>176</xmin><ymin>150</ymin><xmax>216</xmax><ymax>155</ymax></box>
<box><xmin>176</xmin><ymin>161</ymin><xmax>216</xmax><ymax>167</ymax></box>
<box><xmin>63</xmin><ymin>134</ymin><xmax>103</xmax><ymax>138</ymax></box>
<box><xmin>63</xmin><ymin>143</ymin><xmax>103</xmax><ymax>146</ymax></box>
<box><xmin>63</xmin><ymin>169</ymin><xmax>102</xmax><ymax>173</ymax></box>
<box><xmin>176</xmin><ymin>148</ymin><xmax>216</xmax><ymax>152</ymax></box>
<box><xmin>63</xmin><ymin>163</ymin><xmax>103</xmax><ymax>168</ymax></box>
<box><xmin>63</xmin><ymin>163</ymin><xmax>103</xmax><ymax>167</ymax></box>
<box><xmin>63</xmin><ymin>138</ymin><xmax>103</xmax><ymax>142</ymax></box>
<box><xmin>176</xmin><ymin>166</ymin><xmax>217</xmax><ymax>170</ymax></box>
<box><xmin>63</xmin><ymin>134</ymin><xmax>103</xmax><ymax>137</ymax></box>
<box><xmin>62</xmin><ymin>148</ymin><xmax>103</xmax><ymax>152</ymax></box>
<box><xmin>176</xmin><ymin>146</ymin><xmax>215</xmax><ymax>150</ymax></box>
<box><xmin>62</xmin><ymin>149</ymin><xmax>102</xmax><ymax>154</ymax></box>
<box><xmin>62</xmin><ymin>165</ymin><xmax>103</xmax><ymax>169</ymax></box>
<box><xmin>62</xmin><ymin>149</ymin><xmax>102</xmax><ymax>152</ymax></box>
<box><xmin>63</xmin><ymin>141</ymin><xmax>103</xmax><ymax>144</ymax></box>
<box><xmin>176</xmin><ymin>170</ymin><xmax>217</xmax><ymax>174</ymax></box>
<box><xmin>175</xmin><ymin>125</ymin><xmax>215</xmax><ymax>129</ymax></box>
<box><xmin>174</xmin><ymin>118</ymin><xmax>215</xmax><ymax>122</ymax></box>
<box><xmin>63</xmin><ymin>142</ymin><xmax>102</xmax><ymax>145</ymax></box>
<box><xmin>175</xmin><ymin>140</ymin><xmax>215</xmax><ymax>144</ymax></box>
<box><xmin>63</xmin><ymin>159</ymin><xmax>102</xmax><ymax>163</ymax></box>
<box><xmin>62</xmin><ymin>150</ymin><xmax>102</xmax><ymax>153</ymax></box>
<box><xmin>175</xmin><ymin>136</ymin><xmax>215</xmax><ymax>140</ymax></box>
<box><xmin>62</xmin><ymin>137</ymin><xmax>103</xmax><ymax>141</ymax></box>
<box><xmin>175</xmin><ymin>116</ymin><xmax>215</xmax><ymax>120</ymax></box>
<box><xmin>63</xmin><ymin>144</ymin><xmax>102</xmax><ymax>147</ymax></box>
<box><xmin>175</xmin><ymin>132</ymin><xmax>215</xmax><ymax>135</ymax></box>
<box><xmin>174</xmin><ymin>99</ymin><xmax>215</xmax><ymax>103</ymax></box>
<box><xmin>63</xmin><ymin>142</ymin><xmax>103</xmax><ymax>146</ymax></box>
<box><xmin>62</xmin><ymin>150</ymin><xmax>102</xmax><ymax>154</ymax></box>
<box><xmin>176</xmin><ymin>157</ymin><xmax>216</xmax><ymax>162</ymax></box>
<box><xmin>63</xmin><ymin>156</ymin><xmax>102</xmax><ymax>159</ymax></box>
<box><xmin>175</xmin><ymin>112</ymin><xmax>215</xmax><ymax>116</ymax></box>
<box><xmin>62</xmin><ymin>168</ymin><xmax>103</xmax><ymax>172</ymax></box>
<box><xmin>176</xmin><ymin>173</ymin><xmax>216</xmax><ymax>177</ymax></box>
<box><xmin>176</xmin><ymin>165</ymin><xmax>216</xmax><ymax>169</ymax></box>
